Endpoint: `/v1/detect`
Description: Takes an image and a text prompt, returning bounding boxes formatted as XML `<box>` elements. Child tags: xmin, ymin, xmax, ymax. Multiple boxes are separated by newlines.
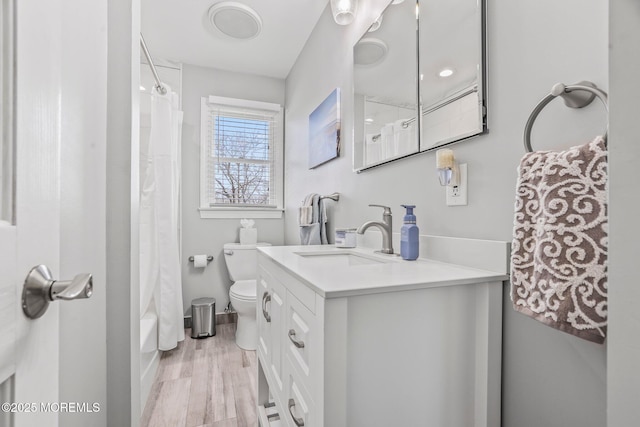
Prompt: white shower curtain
<box><xmin>140</xmin><ymin>84</ymin><xmax>185</xmax><ymax>351</ymax></box>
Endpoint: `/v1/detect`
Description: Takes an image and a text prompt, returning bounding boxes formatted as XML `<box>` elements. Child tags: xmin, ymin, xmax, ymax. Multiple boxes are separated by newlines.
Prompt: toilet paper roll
<box><xmin>193</xmin><ymin>254</ymin><xmax>208</xmax><ymax>268</ymax></box>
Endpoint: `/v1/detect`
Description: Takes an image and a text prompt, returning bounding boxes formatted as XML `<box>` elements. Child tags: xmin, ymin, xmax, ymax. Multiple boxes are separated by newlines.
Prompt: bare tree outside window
<box><xmin>212</xmin><ymin>115</ymin><xmax>272</xmax><ymax>206</ymax></box>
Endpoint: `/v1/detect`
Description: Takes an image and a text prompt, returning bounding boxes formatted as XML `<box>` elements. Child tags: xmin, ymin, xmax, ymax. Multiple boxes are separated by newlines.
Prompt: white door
<box><xmin>0</xmin><ymin>0</ymin><xmax>67</xmax><ymax>425</ymax></box>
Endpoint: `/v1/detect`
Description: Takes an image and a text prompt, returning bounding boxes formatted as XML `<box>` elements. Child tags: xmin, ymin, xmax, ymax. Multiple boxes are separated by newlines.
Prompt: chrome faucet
<box><xmin>357</xmin><ymin>204</ymin><xmax>394</xmax><ymax>254</ymax></box>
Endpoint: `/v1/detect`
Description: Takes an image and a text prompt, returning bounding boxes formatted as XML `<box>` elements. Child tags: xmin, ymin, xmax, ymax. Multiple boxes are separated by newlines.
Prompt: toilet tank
<box><xmin>223</xmin><ymin>242</ymin><xmax>271</xmax><ymax>281</ymax></box>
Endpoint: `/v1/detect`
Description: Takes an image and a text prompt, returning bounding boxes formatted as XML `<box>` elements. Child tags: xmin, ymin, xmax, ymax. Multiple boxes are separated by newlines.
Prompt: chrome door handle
<box><xmin>22</xmin><ymin>265</ymin><xmax>93</xmax><ymax>319</ymax></box>
<box><xmin>262</xmin><ymin>291</ymin><xmax>271</xmax><ymax>323</ymax></box>
<box><xmin>288</xmin><ymin>398</ymin><xmax>305</xmax><ymax>426</ymax></box>
<box><xmin>288</xmin><ymin>329</ymin><xmax>305</xmax><ymax>348</ymax></box>
<box><xmin>51</xmin><ymin>273</ymin><xmax>93</xmax><ymax>300</ymax></box>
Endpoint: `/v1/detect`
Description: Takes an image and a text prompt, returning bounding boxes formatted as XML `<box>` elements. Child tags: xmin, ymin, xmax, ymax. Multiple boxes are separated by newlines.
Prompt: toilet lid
<box><xmin>230</xmin><ymin>280</ymin><xmax>256</xmax><ymax>301</ymax></box>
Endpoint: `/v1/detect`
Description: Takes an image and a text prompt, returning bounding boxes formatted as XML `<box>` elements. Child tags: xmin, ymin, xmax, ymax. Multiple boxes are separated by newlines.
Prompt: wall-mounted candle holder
<box><xmin>436</xmin><ymin>148</ymin><xmax>455</xmax><ymax>186</ymax></box>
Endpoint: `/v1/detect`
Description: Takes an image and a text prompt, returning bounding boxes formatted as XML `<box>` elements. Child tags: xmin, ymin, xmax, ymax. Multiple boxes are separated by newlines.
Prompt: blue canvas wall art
<box><xmin>309</xmin><ymin>88</ymin><xmax>340</xmax><ymax>169</ymax></box>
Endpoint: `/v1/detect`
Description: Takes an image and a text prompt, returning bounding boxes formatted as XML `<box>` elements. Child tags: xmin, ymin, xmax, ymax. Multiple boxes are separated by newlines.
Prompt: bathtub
<box><xmin>140</xmin><ymin>311</ymin><xmax>159</xmax><ymax>413</ymax></box>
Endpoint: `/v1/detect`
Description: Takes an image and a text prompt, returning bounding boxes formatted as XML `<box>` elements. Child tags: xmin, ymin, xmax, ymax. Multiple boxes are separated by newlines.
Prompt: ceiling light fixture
<box><xmin>330</xmin><ymin>0</ymin><xmax>358</xmax><ymax>25</ymax></box>
<box><xmin>354</xmin><ymin>38</ymin><xmax>388</xmax><ymax>67</ymax></box>
<box><xmin>206</xmin><ymin>2</ymin><xmax>262</xmax><ymax>40</ymax></box>
<box><xmin>439</xmin><ymin>68</ymin><xmax>454</xmax><ymax>77</ymax></box>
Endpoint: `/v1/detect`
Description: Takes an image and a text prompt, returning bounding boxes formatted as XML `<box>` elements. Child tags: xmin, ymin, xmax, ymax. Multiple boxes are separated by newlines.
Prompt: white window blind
<box><xmin>200</xmin><ymin>96</ymin><xmax>283</xmax><ymax>213</ymax></box>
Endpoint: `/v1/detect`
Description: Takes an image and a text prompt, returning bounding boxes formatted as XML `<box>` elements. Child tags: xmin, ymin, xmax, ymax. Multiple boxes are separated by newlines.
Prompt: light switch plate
<box><xmin>446</xmin><ymin>163</ymin><xmax>468</xmax><ymax>206</ymax></box>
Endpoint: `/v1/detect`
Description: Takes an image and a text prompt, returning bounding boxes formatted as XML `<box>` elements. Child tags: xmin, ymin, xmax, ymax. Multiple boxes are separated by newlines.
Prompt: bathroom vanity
<box><xmin>256</xmin><ymin>237</ymin><xmax>509</xmax><ymax>427</ymax></box>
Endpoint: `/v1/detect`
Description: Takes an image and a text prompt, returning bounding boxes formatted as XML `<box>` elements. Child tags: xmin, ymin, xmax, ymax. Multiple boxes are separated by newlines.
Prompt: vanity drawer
<box><xmin>285</xmin><ymin>290</ymin><xmax>316</xmax><ymax>391</ymax></box>
<box><xmin>260</xmin><ymin>254</ymin><xmax>316</xmax><ymax>314</ymax></box>
<box><xmin>284</xmin><ymin>365</ymin><xmax>315</xmax><ymax>427</ymax></box>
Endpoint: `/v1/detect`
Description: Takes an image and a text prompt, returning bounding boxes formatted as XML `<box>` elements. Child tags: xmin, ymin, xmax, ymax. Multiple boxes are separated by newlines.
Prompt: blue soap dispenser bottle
<box><xmin>400</xmin><ymin>205</ymin><xmax>419</xmax><ymax>261</ymax></box>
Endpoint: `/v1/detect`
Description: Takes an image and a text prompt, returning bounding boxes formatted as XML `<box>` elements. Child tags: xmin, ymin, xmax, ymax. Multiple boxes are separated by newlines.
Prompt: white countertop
<box><xmin>258</xmin><ymin>245</ymin><xmax>510</xmax><ymax>298</ymax></box>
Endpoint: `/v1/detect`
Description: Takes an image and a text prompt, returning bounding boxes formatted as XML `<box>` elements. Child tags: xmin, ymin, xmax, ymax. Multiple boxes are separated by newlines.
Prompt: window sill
<box><xmin>198</xmin><ymin>208</ymin><xmax>284</xmax><ymax>219</ymax></box>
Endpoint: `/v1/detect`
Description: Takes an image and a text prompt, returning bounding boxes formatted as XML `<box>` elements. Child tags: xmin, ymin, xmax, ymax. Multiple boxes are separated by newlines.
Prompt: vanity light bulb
<box><xmin>331</xmin><ymin>0</ymin><xmax>358</xmax><ymax>25</ymax></box>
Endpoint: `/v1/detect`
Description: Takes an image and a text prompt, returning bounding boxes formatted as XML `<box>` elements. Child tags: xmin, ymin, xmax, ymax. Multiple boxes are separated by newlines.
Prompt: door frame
<box><xmin>106</xmin><ymin>0</ymin><xmax>142</xmax><ymax>425</ymax></box>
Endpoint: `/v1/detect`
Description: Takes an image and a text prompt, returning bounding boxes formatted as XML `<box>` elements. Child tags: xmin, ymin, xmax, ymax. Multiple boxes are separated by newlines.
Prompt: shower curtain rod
<box><xmin>140</xmin><ymin>33</ymin><xmax>167</xmax><ymax>95</ymax></box>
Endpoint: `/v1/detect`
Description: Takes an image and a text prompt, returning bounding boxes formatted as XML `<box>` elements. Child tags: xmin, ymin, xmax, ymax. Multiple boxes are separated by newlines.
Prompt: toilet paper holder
<box><xmin>188</xmin><ymin>255</ymin><xmax>213</xmax><ymax>263</ymax></box>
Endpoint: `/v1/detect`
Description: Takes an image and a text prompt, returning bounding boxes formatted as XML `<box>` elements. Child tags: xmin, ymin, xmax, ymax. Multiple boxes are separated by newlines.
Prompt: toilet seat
<box><xmin>230</xmin><ymin>280</ymin><xmax>257</xmax><ymax>301</ymax></box>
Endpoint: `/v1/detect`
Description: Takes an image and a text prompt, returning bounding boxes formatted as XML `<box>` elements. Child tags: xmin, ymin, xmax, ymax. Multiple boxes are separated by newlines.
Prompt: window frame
<box><xmin>199</xmin><ymin>95</ymin><xmax>284</xmax><ymax>219</ymax></box>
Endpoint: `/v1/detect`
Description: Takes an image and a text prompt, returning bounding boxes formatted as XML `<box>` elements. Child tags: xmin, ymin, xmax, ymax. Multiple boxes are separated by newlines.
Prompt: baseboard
<box><xmin>216</xmin><ymin>312</ymin><xmax>237</xmax><ymax>325</ymax></box>
<box><xmin>184</xmin><ymin>311</ymin><xmax>237</xmax><ymax>329</ymax></box>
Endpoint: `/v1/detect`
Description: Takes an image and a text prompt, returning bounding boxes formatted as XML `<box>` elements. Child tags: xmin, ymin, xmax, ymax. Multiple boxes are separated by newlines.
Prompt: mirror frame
<box><xmin>353</xmin><ymin>0</ymin><xmax>487</xmax><ymax>173</ymax></box>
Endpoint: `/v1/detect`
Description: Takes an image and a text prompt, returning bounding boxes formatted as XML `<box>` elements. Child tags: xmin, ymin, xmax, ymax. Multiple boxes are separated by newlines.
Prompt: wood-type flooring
<box><xmin>141</xmin><ymin>323</ymin><xmax>257</xmax><ymax>427</ymax></box>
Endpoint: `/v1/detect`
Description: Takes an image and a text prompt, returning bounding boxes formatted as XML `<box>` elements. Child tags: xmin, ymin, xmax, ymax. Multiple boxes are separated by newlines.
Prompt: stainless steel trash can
<box><xmin>191</xmin><ymin>297</ymin><xmax>216</xmax><ymax>338</ymax></box>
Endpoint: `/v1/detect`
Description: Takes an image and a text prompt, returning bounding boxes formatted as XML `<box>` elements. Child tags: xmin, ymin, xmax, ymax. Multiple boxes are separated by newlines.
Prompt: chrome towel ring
<box><xmin>523</xmin><ymin>81</ymin><xmax>608</xmax><ymax>152</ymax></box>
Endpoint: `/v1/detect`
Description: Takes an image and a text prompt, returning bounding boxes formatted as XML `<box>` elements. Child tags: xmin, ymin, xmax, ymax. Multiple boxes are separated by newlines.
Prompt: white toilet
<box><xmin>223</xmin><ymin>242</ymin><xmax>271</xmax><ymax>350</ymax></box>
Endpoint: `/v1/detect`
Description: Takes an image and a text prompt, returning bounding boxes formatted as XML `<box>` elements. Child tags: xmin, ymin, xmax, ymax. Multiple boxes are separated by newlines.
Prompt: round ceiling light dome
<box><xmin>206</xmin><ymin>2</ymin><xmax>262</xmax><ymax>40</ymax></box>
<box><xmin>354</xmin><ymin>38</ymin><xmax>388</xmax><ymax>67</ymax></box>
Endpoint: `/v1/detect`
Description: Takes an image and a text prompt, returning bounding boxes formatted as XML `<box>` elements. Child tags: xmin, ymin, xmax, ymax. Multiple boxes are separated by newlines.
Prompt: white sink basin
<box><xmin>294</xmin><ymin>250</ymin><xmax>394</xmax><ymax>266</ymax></box>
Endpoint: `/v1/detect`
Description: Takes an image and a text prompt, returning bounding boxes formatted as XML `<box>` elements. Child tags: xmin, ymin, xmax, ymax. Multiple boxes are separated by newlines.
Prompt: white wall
<box><xmin>59</xmin><ymin>0</ymin><xmax>108</xmax><ymax>425</ymax></box>
<box><xmin>608</xmin><ymin>1</ymin><xmax>640</xmax><ymax>425</ymax></box>
<box><xmin>285</xmin><ymin>1</ymin><xmax>607</xmax><ymax>426</ymax></box>
<box><xmin>180</xmin><ymin>64</ymin><xmax>285</xmax><ymax>314</ymax></box>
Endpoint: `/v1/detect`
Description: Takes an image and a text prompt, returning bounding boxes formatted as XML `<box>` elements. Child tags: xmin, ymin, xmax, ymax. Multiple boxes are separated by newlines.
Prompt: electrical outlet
<box><xmin>446</xmin><ymin>163</ymin><xmax>468</xmax><ymax>206</ymax></box>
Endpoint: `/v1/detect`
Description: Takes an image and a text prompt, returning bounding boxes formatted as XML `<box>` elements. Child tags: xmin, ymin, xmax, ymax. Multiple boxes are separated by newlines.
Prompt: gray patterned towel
<box><xmin>510</xmin><ymin>136</ymin><xmax>608</xmax><ymax>344</ymax></box>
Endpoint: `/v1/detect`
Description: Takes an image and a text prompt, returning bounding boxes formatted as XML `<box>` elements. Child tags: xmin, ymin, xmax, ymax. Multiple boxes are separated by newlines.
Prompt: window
<box><xmin>200</xmin><ymin>96</ymin><xmax>283</xmax><ymax>218</ymax></box>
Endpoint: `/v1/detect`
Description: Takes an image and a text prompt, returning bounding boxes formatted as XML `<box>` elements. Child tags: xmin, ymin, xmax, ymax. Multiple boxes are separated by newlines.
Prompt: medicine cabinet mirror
<box><xmin>353</xmin><ymin>0</ymin><xmax>419</xmax><ymax>171</ymax></box>
<box><xmin>353</xmin><ymin>0</ymin><xmax>486</xmax><ymax>172</ymax></box>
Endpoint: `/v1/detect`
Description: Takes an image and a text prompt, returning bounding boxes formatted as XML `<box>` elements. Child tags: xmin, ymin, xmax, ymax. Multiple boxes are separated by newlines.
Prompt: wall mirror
<box><xmin>418</xmin><ymin>0</ymin><xmax>486</xmax><ymax>152</ymax></box>
<box><xmin>353</xmin><ymin>0</ymin><xmax>486</xmax><ymax>172</ymax></box>
<box><xmin>353</xmin><ymin>0</ymin><xmax>419</xmax><ymax>171</ymax></box>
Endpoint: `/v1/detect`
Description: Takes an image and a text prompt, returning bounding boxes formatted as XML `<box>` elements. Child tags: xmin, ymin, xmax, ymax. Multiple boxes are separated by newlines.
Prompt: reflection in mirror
<box><xmin>353</xmin><ymin>0</ymin><xmax>419</xmax><ymax>171</ymax></box>
<box><xmin>419</xmin><ymin>0</ymin><xmax>486</xmax><ymax>152</ymax></box>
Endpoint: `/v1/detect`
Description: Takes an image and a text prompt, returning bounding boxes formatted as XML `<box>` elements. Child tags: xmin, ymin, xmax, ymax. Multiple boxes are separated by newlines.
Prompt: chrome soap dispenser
<box><xmin>400</xmin><ymin>205</ymin><xmax>419</xmax><ymax>260</ymax></box>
